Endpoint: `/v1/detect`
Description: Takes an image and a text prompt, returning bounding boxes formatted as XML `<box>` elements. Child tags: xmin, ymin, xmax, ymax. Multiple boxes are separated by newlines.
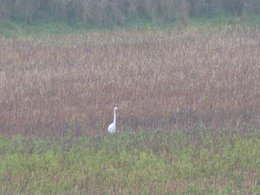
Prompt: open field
<box><xmin>0</xmin><ymin>25</ymin><xmax>259</xmax><ymax>193</ymax></box>
<box><xmin>0</xmin><ymin>26</ymin><xmax>259</xmax><ymax>136</ymax></box>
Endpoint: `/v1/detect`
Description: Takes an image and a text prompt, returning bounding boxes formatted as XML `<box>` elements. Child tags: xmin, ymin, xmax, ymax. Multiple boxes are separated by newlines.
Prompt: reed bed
<box><xmin>0</xmin><ymin>26</ymin><xmax>259</xmax><ymax>136</ymax></box>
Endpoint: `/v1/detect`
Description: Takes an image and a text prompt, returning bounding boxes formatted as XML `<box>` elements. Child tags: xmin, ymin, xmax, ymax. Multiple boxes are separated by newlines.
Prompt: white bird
<box><xmin>108</xmin><ymin>107</ymin><xmax>118</xmax><ymax>134</ymax></box>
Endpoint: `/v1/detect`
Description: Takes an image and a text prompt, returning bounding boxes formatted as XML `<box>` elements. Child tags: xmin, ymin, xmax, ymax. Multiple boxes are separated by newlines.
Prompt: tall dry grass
<box><xmin>0</xmin><ymin>26</ymin><xmax>259</xmax><ymax>136</ymax></box>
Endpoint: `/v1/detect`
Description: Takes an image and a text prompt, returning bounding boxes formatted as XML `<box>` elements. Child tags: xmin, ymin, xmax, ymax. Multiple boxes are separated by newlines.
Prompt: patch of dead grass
<box><xmin>0</xmin><ymin>27</ymin><xmax>259</xmax><ymax>136</ymax></box>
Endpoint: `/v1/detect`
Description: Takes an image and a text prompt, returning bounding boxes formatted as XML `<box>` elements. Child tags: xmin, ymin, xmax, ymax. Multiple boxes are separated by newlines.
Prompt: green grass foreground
<box><xmin>0</xmin><ymin>128</ymin><xmax>259</xmax><ymax>194</ymax></box>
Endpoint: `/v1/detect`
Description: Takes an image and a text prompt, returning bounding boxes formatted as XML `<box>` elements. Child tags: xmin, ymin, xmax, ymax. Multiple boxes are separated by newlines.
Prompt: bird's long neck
<box><xmin>113</xmin><ymin>109</ymin><xmax>116</xmax><ymax>125</ymax></box>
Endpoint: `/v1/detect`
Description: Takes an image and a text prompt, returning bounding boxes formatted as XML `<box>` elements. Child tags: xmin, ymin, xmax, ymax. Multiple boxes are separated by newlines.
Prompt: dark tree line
<box><xmin>0</xmin><ymin>0</ymin><xmax>259</xmax><ymax>26</ymax></box>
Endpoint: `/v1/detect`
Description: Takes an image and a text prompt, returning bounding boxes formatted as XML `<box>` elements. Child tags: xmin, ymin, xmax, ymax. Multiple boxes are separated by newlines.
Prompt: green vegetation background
<box><xmin>0</xmin><ymin>0</ymin><xmax>259</xmax><ymax>36</ymax></box>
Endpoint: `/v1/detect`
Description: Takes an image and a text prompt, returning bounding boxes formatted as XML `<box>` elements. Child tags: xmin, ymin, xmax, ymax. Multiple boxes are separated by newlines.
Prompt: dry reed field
<box><xmin>0</xmin><ymin>26</ymin><xmax>259</xmax><ymax>136</ymax></box>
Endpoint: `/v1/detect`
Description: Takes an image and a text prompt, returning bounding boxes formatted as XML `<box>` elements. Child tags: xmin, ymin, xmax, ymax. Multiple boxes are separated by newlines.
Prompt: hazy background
<box><xmin>0</xmin><ymin>0</ymin><xmax>259</xmax><ymax>28</ymax></box>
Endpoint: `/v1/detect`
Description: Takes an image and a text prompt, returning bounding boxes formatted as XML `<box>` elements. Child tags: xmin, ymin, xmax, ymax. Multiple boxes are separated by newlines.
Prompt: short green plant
<box><xmin>0</xmin><ymin>128</ymin><xmax>259</xmax><ymax>193</ymax></box>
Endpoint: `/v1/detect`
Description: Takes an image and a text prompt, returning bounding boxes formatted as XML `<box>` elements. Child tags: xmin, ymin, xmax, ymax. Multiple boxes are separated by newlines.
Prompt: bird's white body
<box><xmin>108</xmin><ymin>107</ymin><xmax>118</xmax><ymax>134</ymax></box>
<box><xmin>108</xmin><ymin>123</ymin><xmax>116</xmax><ymax>134</ymax></box>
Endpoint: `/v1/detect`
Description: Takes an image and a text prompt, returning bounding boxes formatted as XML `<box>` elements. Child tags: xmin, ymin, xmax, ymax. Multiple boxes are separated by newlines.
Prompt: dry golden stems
<box><xmin>0</xmin><ymin>28</ymin><xmax>259</xmax><ymax>136</ymax></box>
